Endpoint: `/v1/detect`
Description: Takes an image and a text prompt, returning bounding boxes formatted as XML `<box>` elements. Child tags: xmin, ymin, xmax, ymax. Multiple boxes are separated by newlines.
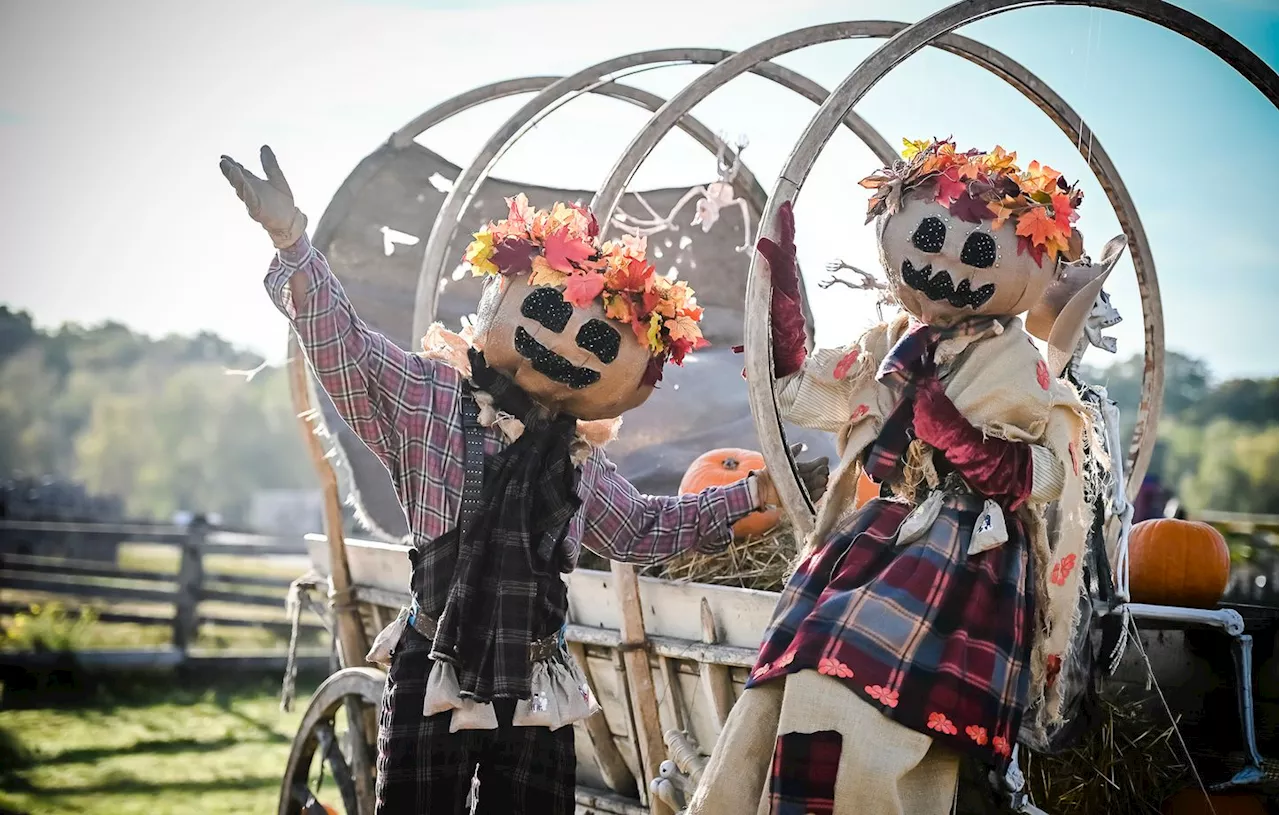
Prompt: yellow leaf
<box><xmin>529</xmin><ymin>255</ymin><xmax>568</xmax><ymax>287</ymax></box>
<box><xmin>901</xmin><ymin>138</ymin><xmax>931</xmax><ymax>160</ymax></box>
<box><xmin>646</xmin><ymin>311</ymin><xmax>665</xmax><ymax>352</ymax></box>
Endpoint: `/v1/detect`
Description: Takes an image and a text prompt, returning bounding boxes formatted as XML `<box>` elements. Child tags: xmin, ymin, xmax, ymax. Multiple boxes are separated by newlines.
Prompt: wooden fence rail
<box><xmin>0</xmin><ymin>518</ymin><xmax>328</xmax><ymax>667</ymax></box>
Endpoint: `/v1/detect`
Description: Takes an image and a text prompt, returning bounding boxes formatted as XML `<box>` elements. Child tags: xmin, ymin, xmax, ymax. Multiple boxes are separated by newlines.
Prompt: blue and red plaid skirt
<box><xmin>746</xmin><ymin>495</ymin><xmax>1035</xmax><ymax>768</ymax></box>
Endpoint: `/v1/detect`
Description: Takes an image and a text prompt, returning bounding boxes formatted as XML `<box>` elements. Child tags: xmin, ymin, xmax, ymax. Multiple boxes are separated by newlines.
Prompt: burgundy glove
<box><xmin>755</xmin><ymin>201</ymin><xmax>808</xmax><ymax>378</ymax></box>
<box><xmin>912</xmin><ymin>376</ymin><xmax>1034</xmax><ymax>510</ymax></box>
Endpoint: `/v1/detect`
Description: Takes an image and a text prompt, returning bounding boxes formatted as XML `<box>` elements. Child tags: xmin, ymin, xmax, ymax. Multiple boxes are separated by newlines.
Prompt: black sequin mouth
<box><xmin>901</xmin><ymin>259</ymin><xmax>995</xmax><ymax>309</ymax></box>
<box><xmin>514</xmin><ymin>327</ymin><xmax>601</xmax><ymax>389</ymax></box>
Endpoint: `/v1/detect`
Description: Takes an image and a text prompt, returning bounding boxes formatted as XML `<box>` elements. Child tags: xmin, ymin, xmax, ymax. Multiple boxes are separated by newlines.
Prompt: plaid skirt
<box><xmin>746</xmin><ymin>495</ymin><xmax>1035</xmax><ymax>768</ymax></box>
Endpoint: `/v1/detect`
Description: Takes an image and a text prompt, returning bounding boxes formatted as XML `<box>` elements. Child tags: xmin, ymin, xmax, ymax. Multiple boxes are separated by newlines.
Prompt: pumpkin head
<box><xmin>1162</xmin><ymin>787</ymin><xmax>1267</xmax><ymax>815</ymax></box>
<box><xmin>463</xmin><ymin>195</ymin><xmax>706</xmax><ymax>420</ymax></box>
<box><xmin>680</xmin><ymin>448</ymin><xmax>779</xmax><ymax>539</ymax></box>
<box><xmin>863</xmin><ymin>139</ymin><xmax>1085</xmax><ymax>326</ymax></box>
<box><xmin>475</xmin><ymin>274</ymin><xmax>655</xmax><ymax>420</ymax></box>
<box><xmin>1128</xmin><ymin>518</ymin><xmax>1231</xmax><ymax>608</ymax></box>
<box><xmin>879</xmin><ymin>197</ymin><xmax>1060</xmax><ymax>324</ymax></box>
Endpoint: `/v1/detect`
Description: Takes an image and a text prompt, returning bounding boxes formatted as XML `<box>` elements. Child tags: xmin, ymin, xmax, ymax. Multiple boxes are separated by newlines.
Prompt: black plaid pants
<box><xmin>375</xmin><ymin>625</ymin><xmax>576</xmax><ymax>814</ymax></box>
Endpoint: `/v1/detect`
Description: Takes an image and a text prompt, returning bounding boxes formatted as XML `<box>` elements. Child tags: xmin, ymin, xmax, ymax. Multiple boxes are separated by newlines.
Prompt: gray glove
<box><xmin>219</xmin><ymin>145</ymin><xmax>308</xmax><ymax>249</ymax></box>
<box><xmin>755</xmin><ymin>443</ymin><xmax>830</xmax><ymax>507</ymax></box>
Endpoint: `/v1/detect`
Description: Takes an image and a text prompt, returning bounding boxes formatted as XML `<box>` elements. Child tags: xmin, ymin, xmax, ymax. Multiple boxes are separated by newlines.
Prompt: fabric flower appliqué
<box><xmin>818</xmin><ymin>657</ymin><xmax>853</xmax><ymax>679</ymax></box>
<box><xmin>926</xmin><ymin>712</ymin><xmax>958</xmax><ymax>736</ymax></box>
<box><xmin>993</xmin><ymin>736</ymin><xmax>1012</xmax><ymax>757</ymax></box>
<box><xmin>752</xmin><ymin>663</ymin><xmax>771</xmax><ymax>680</ymax></box>
<box><xmin>1035</xmin><ymin>359</ymin><xmax>1051</xmax><ymax>390</ymax></box>
<box><xmin>833</xmin><ymin>348</ymin><xmax>861</xmax><ymax>379</ymax></box>
<box><xmin>1050</xmin><ymin>553</ymin><xmax>1078</xmax><ymax>586</ymax></box>
<box><xmin>1046</xmin><ymin>654</ymin><xmax>1063</xmax><ymax>688</ymax></box>
<box><xmin>864</xmin><ymin>685</ymin><xmax>899</xmax><ymax>708</ymax></box>
<box><xmin>850</xmin><ymin>404</ymin><xmax>870</xmax><ymax>422</ymax></box>
<box><xmin>965</xmin><ymin>725</ymin><xmax>989</xmax><ymax>746</ymax></box>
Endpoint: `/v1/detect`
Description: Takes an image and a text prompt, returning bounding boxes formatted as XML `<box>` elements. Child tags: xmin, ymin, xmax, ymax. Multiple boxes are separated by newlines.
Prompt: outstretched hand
<box><xmin>754</xmin><ymin>442</ymin><xmax>830</xmax><ymax>509</ymax></box>
<box><xmin>219</xmin><ymin>146</ymin><xmax>308</xmax><ymax>249</ymax></box>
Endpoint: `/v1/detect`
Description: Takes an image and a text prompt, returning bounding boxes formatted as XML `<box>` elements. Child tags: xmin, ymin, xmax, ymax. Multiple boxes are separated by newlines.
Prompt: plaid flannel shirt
<box><xmin>264</xmin><ymin>237</ymin><xmax>757</xmax><ymax>611</ymax></box>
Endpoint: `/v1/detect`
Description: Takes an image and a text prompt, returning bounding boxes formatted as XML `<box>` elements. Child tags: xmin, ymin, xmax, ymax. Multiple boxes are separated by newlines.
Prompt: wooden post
<box><xmin>173</xmin><ymin>517</ymin><xmax>206</xmax><ymax>658</ymax></box>
<box><xmin>610</xmin><ymin>562</ymin><xmax>674</xmax><ymax>815</ymax></box>
<box><xmin>698</xmin><ymin>597</ymin><xmax>734</xmax><ymax>731</ymax></box>
<box><xmin>568</xmin><ymin>640</ymin><xmax>638</xmax><ymax>798</ymax></box>
<box><xmin>287</xmin><ymin>343</ymin><xmax>370</xmax><ymax>668</ymax></box>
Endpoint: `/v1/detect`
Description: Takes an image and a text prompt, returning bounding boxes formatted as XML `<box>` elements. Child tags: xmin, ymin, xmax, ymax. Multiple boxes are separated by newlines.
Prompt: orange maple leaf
<box><xmin>529</xmin><ymin>255</ymin><xmax>568</xmax><ymax>288</ymax></box>
<box><xmin>984</xmin><ymin>146</ymin><xmax>1018</xmax><ymax>173</ymax></box>
<box><xmin>603</xmin><ymin>293</ymin><xmax>635</xmax><ymax>323</ymax></box>
<box><xmin>562</xmin><ymin>272</ymin><xmax>606</xmax><ymax>308</ymax></box>
<box><xmin>544</xmin><ymin>227</ymin><xmax>593</xmax><ymax>272</ymax></box>
<box><xmin>987</xmin><ymin>196</ymin><xmax>1020</xmax><ymax>230</ymax></box>
<box><xmin>1015</xmin><ymin>207</ymin><xmax>1065</xmax><ymax>248</ymax></box>
<box><xmin>665</xmin><ymin>314</ymin><xmax>703</xmax><ymax>343</ymax></box>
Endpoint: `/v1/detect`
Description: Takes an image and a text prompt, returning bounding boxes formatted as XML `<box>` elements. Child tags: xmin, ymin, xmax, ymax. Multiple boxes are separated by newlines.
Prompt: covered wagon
<box><xmin>274</xmin><ymin>4</ymin><xmax>1278</xmax><ymax>813</ymax></box>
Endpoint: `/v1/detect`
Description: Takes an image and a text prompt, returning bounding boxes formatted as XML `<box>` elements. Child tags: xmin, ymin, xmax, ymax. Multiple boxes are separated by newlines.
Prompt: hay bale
<box><xmin>1023</xmin><ymin>693</ymin><xmax>1191</xmax><ymax>814</ymax></box>
<box><xmin>646</xmin><ymin>526</ymin><xmax>798</xmax><ymax>593</ymax></box>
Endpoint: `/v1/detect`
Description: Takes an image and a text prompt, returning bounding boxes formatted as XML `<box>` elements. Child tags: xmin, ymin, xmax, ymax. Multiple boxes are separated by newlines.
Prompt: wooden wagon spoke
<box><xmin>315</xmin><ymin>719</ymin><xmax>360</xmax><ymax>815</ymax></box>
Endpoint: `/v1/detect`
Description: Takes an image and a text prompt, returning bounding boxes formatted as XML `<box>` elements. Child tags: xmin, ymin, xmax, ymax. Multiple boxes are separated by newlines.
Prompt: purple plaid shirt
<box><xmin>265</xmin><ymin>237</ymin><xmax>757</xmax><ymax>591</ymax></box>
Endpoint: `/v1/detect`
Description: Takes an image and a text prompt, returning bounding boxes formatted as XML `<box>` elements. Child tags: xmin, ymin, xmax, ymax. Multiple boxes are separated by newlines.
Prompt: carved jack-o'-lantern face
<box><xmin>473</xmin><ymin>275</ymin><xmax>655</xmax><ymax>420</ymax></box>
<box><xmin>879</xmin><ymin>197</ymin><xmax>1059</xmax><ymax>326</ymax></box>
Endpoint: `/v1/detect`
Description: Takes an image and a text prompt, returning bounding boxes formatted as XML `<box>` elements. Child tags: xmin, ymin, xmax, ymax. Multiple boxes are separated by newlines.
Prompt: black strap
<box><xmin>459</xmin><ymin>387</ymin><xmax>486</xmax><ymax>540</ymax></box>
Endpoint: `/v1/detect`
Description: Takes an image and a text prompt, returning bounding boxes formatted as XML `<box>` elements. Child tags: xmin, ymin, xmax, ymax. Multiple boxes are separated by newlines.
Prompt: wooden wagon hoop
<box><xmin>287</xmin><ymin>75</ymin><xmax>772</xmax><ymax>518</ymax></box>
<box><xmin>411</xmin><ymin>48</ymin><xmax>897</xmax><ymax>343</ymax></box>
<box><xmin>744</xmin><ymin>0</ymin><xmax>1280</xmax><ymax>535</ymax></box>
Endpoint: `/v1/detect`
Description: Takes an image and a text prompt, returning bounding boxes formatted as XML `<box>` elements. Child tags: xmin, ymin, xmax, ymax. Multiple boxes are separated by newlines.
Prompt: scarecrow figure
<box><xmin>689</xmin><ymin>139</ymin><xmax>1125</xmax><ymax>814</ymax></box>
<box><xmin>218</xmin><ymin>146</ymin><xmax>827</xmax><ymax>815</ymax></box>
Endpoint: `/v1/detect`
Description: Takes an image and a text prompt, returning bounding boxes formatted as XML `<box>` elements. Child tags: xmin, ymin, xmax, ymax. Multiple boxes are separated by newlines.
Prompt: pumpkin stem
<box><xmin>722</xmin><ymin>457</ymin><xmax>741</xmax><ymax>471</ymax></box>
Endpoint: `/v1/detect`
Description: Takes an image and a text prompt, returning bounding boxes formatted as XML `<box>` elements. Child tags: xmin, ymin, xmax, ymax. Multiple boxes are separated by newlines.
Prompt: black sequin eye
<box><xmin>576</xmin><ymin>319</ymin><xmax>620</xmax><ymax>363</ymax></box>
<box><xmin>960</xmin><ymin>231</ymin><xmax>997</xmax><ymax>268</ymax></box>
<box><xmin>911</xmin><ymin>217</ymin><xmax>946</xmax><ymax>253</ymax></box>
<box><xmin>520</xmin><ymin>287</ymin><xmax>573</xmax><ymax>333</ymax></box>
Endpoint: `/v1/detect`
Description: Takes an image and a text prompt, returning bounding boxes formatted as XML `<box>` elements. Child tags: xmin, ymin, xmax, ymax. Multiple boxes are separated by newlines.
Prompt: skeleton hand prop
<box><xmin>756</xmin><ymin>202</ymin><xmax>808</xmax><ymax>378</ymax></box>
<box><xmin>753</xmin><ymin>443</ymin><xmax>830</xmax><ymax>509</ymax></box>
<box><xmin>219</xmin><ymin>146</ymin><xmax>308</xmax><ymax>249</ymax></box>
<box><xmin>912</xmin><ymin>377</ymin><xmax>1034</xmax><ymax>509</ymax></box>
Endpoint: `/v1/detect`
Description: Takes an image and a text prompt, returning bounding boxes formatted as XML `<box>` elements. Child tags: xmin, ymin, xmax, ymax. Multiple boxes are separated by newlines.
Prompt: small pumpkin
<box><xmin>1162</xmin><ymin>787</ymin><xmax>1267</xmax><ymax>815</ymax></box>
<box><xmin>680</xmin><ymin>448</ymin><xmax>780</xmax><ymax>539</ymax></box>
<box><xmin>1128</xmin><ymin>518</ymin><xmax>1231</xmax><ymax>608</ymax></box>
<box><xmin>854</xmin><ymin>471</ymin><xmax>881</xmax><ymax>509</ymax></box>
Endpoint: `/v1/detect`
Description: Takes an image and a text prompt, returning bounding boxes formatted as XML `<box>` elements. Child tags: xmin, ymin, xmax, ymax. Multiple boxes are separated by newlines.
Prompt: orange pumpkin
<box><xmin>680</xmin><ymin>448</ymin><xmax>780</xmax><ymax>539</ymax></box>
<box><xmin>1162</xmin><ymin>787</ymin><xmax>1267</xmax><ymax>815</ymax></box>
<box><xmin>854</xmin><ymin>471</ymin><xmax>881</xmax><ymax>509</ymax></box>
<box><xmin>1128</xmin><ymin>518</ymin><xmax>1230</xmax><ymax>608</ymax></box>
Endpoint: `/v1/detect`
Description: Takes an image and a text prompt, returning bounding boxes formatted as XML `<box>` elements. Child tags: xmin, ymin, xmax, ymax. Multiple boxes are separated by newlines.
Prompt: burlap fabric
<box><xmin>689</xmin><ymin>669</ymin><xmax>960</xmax><ymax>815</ymax></box>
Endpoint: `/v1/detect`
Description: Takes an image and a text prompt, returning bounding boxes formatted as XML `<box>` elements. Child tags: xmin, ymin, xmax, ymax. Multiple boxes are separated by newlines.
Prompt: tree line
<box><xmin>0</xmin><ymin>305</ymin><xmax>1275</xmax><ymax>525</ymax></box>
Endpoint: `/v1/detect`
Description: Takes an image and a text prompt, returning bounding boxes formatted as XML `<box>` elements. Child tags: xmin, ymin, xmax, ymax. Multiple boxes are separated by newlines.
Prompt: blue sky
<box><xmin>0</xmin><ymin>0</ymin><xmax>1275</xmax><ymax>378</ymax></box>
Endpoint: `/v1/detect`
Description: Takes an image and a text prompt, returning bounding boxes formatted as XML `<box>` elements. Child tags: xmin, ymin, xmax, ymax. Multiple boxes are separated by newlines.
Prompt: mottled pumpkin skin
<box><xmin>1128</xmin><ymin>518</ymin><xmax>1231</xmax><ymax>608</ymax></box>
<box><xmin>1162</xmin><ymin>787</ymin><xmax>1267</xmax><ymax>815</ymax></box>
<box><xmin>680</xmin><ymin>448</ymin><xmax>779</xmax><ymax>539</ymax></box>
<box><xmin>854</xmin><ymin>471</ymin><xmax>881</xmax><ymax>510</ymax></box>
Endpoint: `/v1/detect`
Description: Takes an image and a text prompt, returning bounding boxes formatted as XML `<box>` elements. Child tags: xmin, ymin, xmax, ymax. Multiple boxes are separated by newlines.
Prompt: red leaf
<box><xmin>562</xmin><ymin>272</ymin><xmax>606</xmax><ymax>308</ymax></box>
<box><xmin>948</xmin><ymin>192</ymin><xmax>991</xmax><ymax>224</ymax></box>
<box><xmin>490</xmin><ymin>237</ymin><xmax>535</xmax><ymax>275</ymax></box>
<box><xmin>544</xmin><ymin>226</ymin><xmax>592</xmax><ymax>272</ymax></box>
<box><xmin>934</xmin><ymin>169</ymin><xmax>967</xmax><ymax>206</ymax></box>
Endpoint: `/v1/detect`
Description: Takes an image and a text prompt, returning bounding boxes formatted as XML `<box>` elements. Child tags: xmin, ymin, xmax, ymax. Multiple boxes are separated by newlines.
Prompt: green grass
<box><xmin>0</xmin><ymin>673</ymin><xmax>322</xmax><ymax>815</ymax></box>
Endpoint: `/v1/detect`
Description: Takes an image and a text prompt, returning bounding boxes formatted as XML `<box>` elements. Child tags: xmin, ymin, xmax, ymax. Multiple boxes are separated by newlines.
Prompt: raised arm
<box><xmin>220</xmin><ymin>146</ymin><xmax>445</xmax><ymax>467</ymax></box>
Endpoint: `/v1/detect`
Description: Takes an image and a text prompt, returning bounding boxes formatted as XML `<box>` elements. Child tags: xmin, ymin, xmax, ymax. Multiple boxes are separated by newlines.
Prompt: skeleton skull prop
<box><xmin>474</xmin><ymin>275</ymin><xmax>656</xmax><ymax>420</ymax></box>
<box><xmin>464</xmin><ymin>195</ymin><xmax>706</xmax><ymax>421</ymax></box>
<box><xmin>863</xmin><ymin>139</ymin><xmax>1086</xmax><ymax>326</ymax></box>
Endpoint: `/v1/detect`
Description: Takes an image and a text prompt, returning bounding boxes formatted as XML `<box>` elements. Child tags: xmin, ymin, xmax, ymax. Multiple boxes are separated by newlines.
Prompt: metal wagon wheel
<box><xmin>278</xmin><ymin>667</ymin><xmax>386</xmax><ymax>815</ymax></box>
<box><xmin>741</xmin><ymin>0</ymin><xmax>1279</xmax><ymax>537</ymax></box>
